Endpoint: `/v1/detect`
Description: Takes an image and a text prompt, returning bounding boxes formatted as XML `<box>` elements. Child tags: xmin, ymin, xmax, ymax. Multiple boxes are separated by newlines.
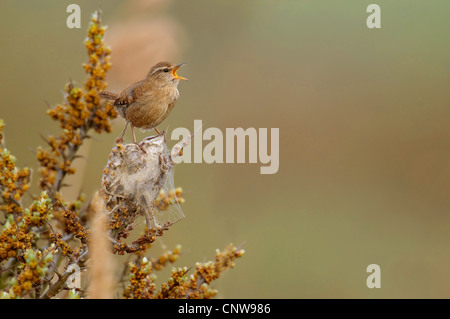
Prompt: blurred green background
<box><xmin>1</xmin><ymin>0</ymin><xmax>450</xmax><ymax>298</ymax></box>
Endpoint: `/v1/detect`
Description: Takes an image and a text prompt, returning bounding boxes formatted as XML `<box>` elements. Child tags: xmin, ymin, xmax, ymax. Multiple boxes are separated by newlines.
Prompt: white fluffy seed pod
<box><xmin>101</xmin><ymin>134</ymin><xmax>185</xmax><ymax>239</ymax></box>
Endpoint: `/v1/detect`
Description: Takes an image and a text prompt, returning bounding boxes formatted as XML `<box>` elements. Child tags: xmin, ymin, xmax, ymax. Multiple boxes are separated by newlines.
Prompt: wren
<box><xmin>100</xmin><ymin>62</ymin><xmax>187</xmax><ymax>150</ymax></box>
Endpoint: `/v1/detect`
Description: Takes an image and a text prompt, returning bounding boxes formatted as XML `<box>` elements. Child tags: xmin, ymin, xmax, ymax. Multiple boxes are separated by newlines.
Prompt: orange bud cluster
<box><xmin>0</xmin><ymin>192</ymin><xmax>53</xmax><ymax>263</ymax></box>
<box><xmin>123</xmin><ymin>257</ymin><xmax>156</xmax><ymax>299</ymax></box>
<box><xmin>155</xmin><ymin>266</ymin><xmax>189</xmax><ymax>299</ymax></box>
<box><xmin>154</xmin><ymin>187</ymin><xmax>185</xmax><ymax>211</ymax></box>
<box><xmin>152</xmin><ymin>244</ymin><xmax>182</xmax><ymax>270</ymax></box>
<box><xmin>8</xmin><ymin>248</ymin><xmax>55</xmax><ymax>298</ymax></box>
<box><xmin>0</xmin><ymin>121</ymin><xmax>31</xmax><ymax>216</ymax></box>
<box><xmin>189</xmin><ymin>244</ymin><xmax>245</xmax><ymax>298</ymax></box>
<box><xmin>122</xmin><ymin>244</ymin><xmax>244</xmax><ymax>299</ymax></box>
<box><xmin>113</xmin><ymin>226</ymin><xmax>168</xmax><ymax>255</ymax></box>
<box><xmin>63</xmin><ymin>210</ymin><xmax>88</xmax><ymax>245</ymax></box>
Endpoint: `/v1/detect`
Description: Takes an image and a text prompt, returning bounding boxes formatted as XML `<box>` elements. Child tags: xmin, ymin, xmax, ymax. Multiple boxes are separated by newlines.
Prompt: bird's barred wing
<box><xmin>114</xmin><ymin>88</ymin><xmax>134</xmax><ymax>106</ymax></box>
<box><xmin>114</xmin><ymin>80</ymin><xmax>149</xmax><ymax>107</ymax></box>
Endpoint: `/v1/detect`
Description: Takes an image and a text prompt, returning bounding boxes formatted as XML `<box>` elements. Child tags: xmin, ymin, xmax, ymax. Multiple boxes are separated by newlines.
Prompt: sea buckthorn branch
<box><xmin>185</xmin><ymin>244</ymin><xmax>245</xmax><ymax>299</ymax></box>
<box><xmin>0</xmin><ymin>121</ymin><xmax>31</xmax><ymax>222</ymax></box>
<box><xmin>32</xmin><ymin>9</ymin><xmax>114</xmax><ymax>298</ymax></box>
<box><xmin>5</xmin><ymin>247</ymin><xmax>56</xmax><ymax>298</ymax></box>
<box><xmin>121</xmin><ymin>244</ymin><xmax>245</xmax><ymax>299</ymax></box>
<box><xmin>39</xmin><ymin>10</ymin><xmax>116</xmax><ymax>196</ymax></box>
<box><xmin>0</xmin><ymin>190</ymin><xmax>53</xmax><ymax>264</ymax></box>
<box><xmin>39</xmin><ymin>249</ymin><xmax>88</xmax><ymax>299</ymax></box>
<box><xmin>122</xmin><ymin>257</ymin><xmax>156</xmax><ymax>299</ymax></box>
<box><xmin>0</xmin><ymin>122</ymin><xmax>42</xmax><ymax>296</ymax></box>
<box><xmin>112</xmin><ymin>223</ymin><xmax>171</xmax><ymax>255</ymax></box>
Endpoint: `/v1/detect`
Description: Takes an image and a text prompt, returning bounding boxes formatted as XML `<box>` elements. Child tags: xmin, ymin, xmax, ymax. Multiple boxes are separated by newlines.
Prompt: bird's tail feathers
<box><xmin>99</xmin><ymin>91</ymin><xmax>118</xmax><ymax>100</ymax></box>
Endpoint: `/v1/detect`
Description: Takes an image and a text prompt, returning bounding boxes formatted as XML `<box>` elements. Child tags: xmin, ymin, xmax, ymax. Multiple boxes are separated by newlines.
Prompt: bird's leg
<box><xmin>131</xmin><ymin>124</ymin><xmax>137</xmax><ymax>144</ymax></box>
<box><xmin>154</xmin><ymin>128</ymin><xmax>161</xmax><ymax>135</ymax></box>
<box><xmin>116</xmin><ymin>121</ymin><xmax>129</xmax><ymax>144</ymax></box>
<box><xmin>131</xmin><ymin>125</ymin><xmax>147</xmax><ymax>153</ymax></box>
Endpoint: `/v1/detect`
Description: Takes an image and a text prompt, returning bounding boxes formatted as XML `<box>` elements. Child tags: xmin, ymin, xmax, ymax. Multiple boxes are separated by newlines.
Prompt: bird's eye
<box><xmin>163</xmin><ymin>68</ymin><xmax>169</xmax><ymax>73</ymax></box>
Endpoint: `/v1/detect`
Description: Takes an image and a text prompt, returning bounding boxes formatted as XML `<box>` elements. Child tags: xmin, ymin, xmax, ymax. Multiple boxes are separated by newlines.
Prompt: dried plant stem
<box><xmin>87</xmin><ymin>192</ymin><xmax>116</xmax><ymax>299</ymax></box>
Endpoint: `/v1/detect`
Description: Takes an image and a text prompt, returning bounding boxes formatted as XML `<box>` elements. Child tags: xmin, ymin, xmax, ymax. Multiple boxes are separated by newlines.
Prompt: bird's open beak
<box><xmin>172</xmin><ymin>63</ymin><xmax>188</xmax><ymax>80</ymax></box>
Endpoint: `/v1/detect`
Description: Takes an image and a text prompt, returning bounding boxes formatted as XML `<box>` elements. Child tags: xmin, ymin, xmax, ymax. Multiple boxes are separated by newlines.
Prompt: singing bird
<box><xmin>100</xmin><ymin>62</ymin><xmax>187</xmax><ymax>149</ymax></box>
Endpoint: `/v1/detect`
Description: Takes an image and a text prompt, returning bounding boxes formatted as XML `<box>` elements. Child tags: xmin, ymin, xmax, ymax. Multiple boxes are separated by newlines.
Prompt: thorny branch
<box><xmin>40</xmin><ymin>250</ymin><xmax>88</xmax><ymax>299</ymax></box>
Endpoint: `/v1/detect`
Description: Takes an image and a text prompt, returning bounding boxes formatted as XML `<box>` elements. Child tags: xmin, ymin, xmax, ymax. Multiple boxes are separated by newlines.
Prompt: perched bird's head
<box><xmin>147</xmin><ymin>62</ymin><xmax>187</xmax><ymax>85</ymax></box>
